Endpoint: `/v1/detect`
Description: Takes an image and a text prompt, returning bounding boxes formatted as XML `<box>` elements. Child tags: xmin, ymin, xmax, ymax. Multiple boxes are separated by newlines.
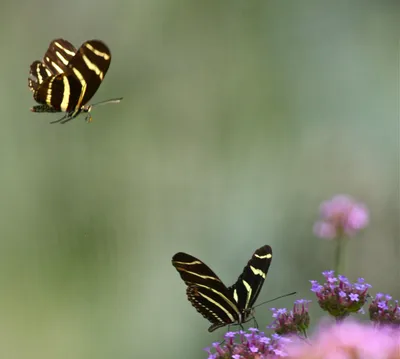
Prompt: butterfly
<box><xmin>172</xmin><ymin>245</ymin><xmax>272</xmax><ymax>332</ymax></box>
<box><xmin>28</xmin><ymin>38</ymin><xmax>122</xmax><ymax>124</ymax></box>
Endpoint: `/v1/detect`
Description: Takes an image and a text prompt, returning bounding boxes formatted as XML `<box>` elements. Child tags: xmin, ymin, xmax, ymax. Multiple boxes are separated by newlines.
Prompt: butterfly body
<box><xmin>172</xmin><ymin>245</ymin><xmax>272</xmax><ymax>332</ymax></box>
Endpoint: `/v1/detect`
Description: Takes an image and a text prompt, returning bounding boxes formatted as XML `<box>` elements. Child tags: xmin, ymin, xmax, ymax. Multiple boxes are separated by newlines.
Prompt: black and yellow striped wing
<box><xmin>228</xmin><ymin>245</ymin><xmax>272</xmax><ymax>313</ymax></box>
<box><xmin>28</xmin><ymin>39</ymin><xmax>77</xmax><ymax>92</ymax></box>
<box><xmin>33</xmin><ymin>73</ymin><xmax>82</xmax><ymax>113</ymax></box>
<box><xmin>66</xmin><ymin>40</ymin><xmax>111</xmax><ymax>110</ymax></box>
<box><xmin>29</xmin><ymin>39</ymin><xmax>119</xmax><ymax>124</ymax></box>
<box><xmin>172</xmin><ymin>245</ymin><xmax>273</xmax><ymax>332</ymax></box>
<box><xmin>28</xmin><ymin>61</ymin><xmax>52</xmax><ymax>92</ymax></box>
<box><xmin>172</xmin><ymin>252</ymin><xmax>241</xmax><ymax>332</ymax></box>
<box><xmin>43</xmin><ymin>39</ymin><xmax>77</xmax><ymax>75</ymax></box>
<box><xmin>32</xmin><ymin>40</ymin><xmax>111</xmax><ymax>112</ymax></box>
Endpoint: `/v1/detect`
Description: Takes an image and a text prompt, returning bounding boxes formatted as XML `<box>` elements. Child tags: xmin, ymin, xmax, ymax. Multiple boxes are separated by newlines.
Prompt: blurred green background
<box><xmin>0</xmin><ymin>0</ymin><xmax>399</xmax><ymax>358</ymax></box>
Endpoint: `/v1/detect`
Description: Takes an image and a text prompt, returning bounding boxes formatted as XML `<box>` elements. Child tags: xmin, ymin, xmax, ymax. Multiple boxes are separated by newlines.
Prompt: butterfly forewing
<box><xmin>228</xmin><ymin>245</ymin><xmax>272</xmax><ymax>314</ymax></box>
<box><xmin>43</xmin><ymin>38</ymin><xmax>77</xmax><ymax>75</ymax></box>
<box><xmin>172</xmin><ymin>252</ymin><xmax>229</xmax><ymax>291</ymax></box>
<box><xmin>66</xmin><ymin>40</ymin><xmax>111</xmax><ymax>110</ymax></box>
<box><xmin>172</xmin><ymin>252</ymin><xmax>241</xmax><ymax>332</ymax></box>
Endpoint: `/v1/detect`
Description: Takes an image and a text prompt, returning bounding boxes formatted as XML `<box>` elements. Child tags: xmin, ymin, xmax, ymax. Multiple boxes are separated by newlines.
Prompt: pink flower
<box><xmin>313</xmin><ymin>195</ymin><xmax>369</xmax><ymax>239</ymax></box>
<box><xmin>286</xmin><ymin>319</ymin><xmax>400</xmax><ymax>359</ymax></box>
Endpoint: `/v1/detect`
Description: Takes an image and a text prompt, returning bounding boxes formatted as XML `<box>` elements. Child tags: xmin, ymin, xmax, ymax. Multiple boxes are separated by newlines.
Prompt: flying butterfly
<box><xmin>28</xmin><ymin>38</ymin><xmax>122</xmax><ymax>124</ymax></box>
<box><xmin>172</xmin><ymin>245</ymin><xmax>273</xmax><ymax>332</ymax></box>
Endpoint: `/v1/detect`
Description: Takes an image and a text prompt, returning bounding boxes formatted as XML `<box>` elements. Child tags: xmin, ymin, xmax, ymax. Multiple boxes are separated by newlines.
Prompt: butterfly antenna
<box><xmin>253</xmin><ymin>291</ymin><xmax>297</xmax><ymax>309</ymax></box>
<box><xmin>90</xmin><ymin>97</ymin><xmax>123</xmax><ymax>107</ymax></box>
<box><xmin>81</xmin><ymin>98</ymin><xmax>123</xmax><ymax>123</ymax></box>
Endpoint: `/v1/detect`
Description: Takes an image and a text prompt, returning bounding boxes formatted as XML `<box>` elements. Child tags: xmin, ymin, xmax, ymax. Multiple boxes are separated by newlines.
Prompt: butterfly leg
<box><xmin>60</xmin><ymin>111</ymin><xmax>80</xmax><ymax>124</ymax></box>
<box><xmin>60</xmin><ymin>117</ymin><xmax>75</xmax><ymax>124</ymax></box>
<box><xmin>84</xmin><ymin>113</ymin><xmax>93</xmax><ymax>123</ymax></box>
<box><xmin>217</xmin><ymin>325</ymin><xmax>233</xmax><ymax>346</ymax></box>
<box><xmin>252</xmin><ymin>316</ymin><xmax>259</xmax><ymax>329</ymax></box>
<box><xmin>49</xmin><ymin>113</ymin><xmax>68</xmax><ymax>124</ymax></box>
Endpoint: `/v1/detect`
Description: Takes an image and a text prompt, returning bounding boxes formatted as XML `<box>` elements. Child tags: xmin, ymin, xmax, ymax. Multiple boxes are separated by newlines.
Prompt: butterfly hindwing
<box><xmin>186</xmin><ymin>285</ymin><xmax>238</xmax><ymax>332</ymax></box>
<box><xmin>28</xmin><ymin>61</ymin><xmax>52</xmax><ymax>92</ymax></box>
<box><xmin>33</xmin><ymin>73</ymin><xmax>82</xmax><ymax>112</ymax></box>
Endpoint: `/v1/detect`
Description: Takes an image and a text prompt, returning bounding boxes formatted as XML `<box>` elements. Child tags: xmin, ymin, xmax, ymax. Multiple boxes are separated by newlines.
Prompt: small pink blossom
<box><xmin>313</xmin><ymin>222</ymin><xmax>337</xmax><ymax>239</ymax></box>
<box><xmin>313</xmin><ymin>195</ymin><xmax>369</xmax><ymax>239</ymax></box>
<box><xmin>369</xmin><ymin>292</ymin><xmax>400</xmax><ymax>326</ymax></box>
<box><xmin>269</xmin><ymin>300</ymin><xmax>311</xmax><ymax>336</ymax></box>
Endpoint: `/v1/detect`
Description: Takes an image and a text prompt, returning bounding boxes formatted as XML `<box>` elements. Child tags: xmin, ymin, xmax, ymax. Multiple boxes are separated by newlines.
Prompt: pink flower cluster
<box><xmin>204</xmin><ymin>329</ymin><xmax>290</xmax><ymax>359</ymax></box>
<box><xmin>286</xmin><ymin>319</ymin><xmax>400</xmax><ymax>359</ymax></box>
<box><xmin>311</xmin><ymin>271</ymin><xmax>370</xmax><ymax>319</ymax></box>
<box><xmin>313</xmin><ymin>195</ymin><xmax>369</xmax><ymax>239</ymax></box>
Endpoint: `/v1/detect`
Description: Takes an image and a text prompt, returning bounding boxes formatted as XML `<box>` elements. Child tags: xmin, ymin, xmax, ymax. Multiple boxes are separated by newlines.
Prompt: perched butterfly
<box><xmin>172</xmin><ymin>245</ymin><xmax>273</xmax><ymax>332</ymax></box>
<box><xmin>28</xmin><ymin>38</ymin><xmax>122</xmax><ymax>124</ymax></box>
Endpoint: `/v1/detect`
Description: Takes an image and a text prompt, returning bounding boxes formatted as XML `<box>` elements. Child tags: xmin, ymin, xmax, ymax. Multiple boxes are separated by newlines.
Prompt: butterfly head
<box><xmin>81</xmin><ymin>104</ymin><xmax>93</xmax><ymax>123</ymax></box>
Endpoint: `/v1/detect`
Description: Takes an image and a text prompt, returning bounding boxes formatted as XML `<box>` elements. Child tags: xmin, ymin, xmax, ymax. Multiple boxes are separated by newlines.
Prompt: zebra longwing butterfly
<box><xmin>172</xmin><ymin>245</ymin><xmax>272</xmax><ymax>332</ymax></box>
<box><xmin>28</xmin><ymin>39</ymin><xmax>122</xmax><ymax>124</ymax></box>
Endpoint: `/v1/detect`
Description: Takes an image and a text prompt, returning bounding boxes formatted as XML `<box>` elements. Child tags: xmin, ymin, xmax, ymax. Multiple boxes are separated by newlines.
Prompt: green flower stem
<box><xmin>335</xmin><ymin>236</ymin><xmax>347</xmax><ymax>275</ymax></box>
